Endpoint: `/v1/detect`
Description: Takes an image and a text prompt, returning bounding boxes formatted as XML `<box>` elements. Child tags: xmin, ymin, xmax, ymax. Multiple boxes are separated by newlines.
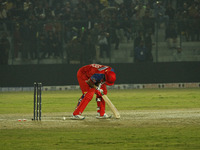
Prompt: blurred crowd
<box><xmin>0</xmin><ymin>0</ymin><xmax>200</xmax><ymax>64</ymax></box>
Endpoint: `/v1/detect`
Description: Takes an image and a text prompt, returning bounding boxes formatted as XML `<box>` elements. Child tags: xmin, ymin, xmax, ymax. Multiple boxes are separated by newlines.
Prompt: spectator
<box><xmin>13</xmin><ymin>23</ymin><xmax>23</xmax><ymax>59</ymax></box>
<box><xmin>39</xmin><ymin>32</ymin><xmax>48</xmax><ymax>59</ymax></box>
<box><xmin>134</xmin><ymin>30</ymin><xmax>144</xmax><ymax>49</ymax></box>
<box><xmin>133</xmin><ymin>30</ymin><xmax>144</xmax><ymax>60</ymax></box>
<box><xmin>188</xmin><ymin>2</ymin><xmax>199</xmax><ymax>41</ymax></box>
<box><xmin>142</xmin><ymin>10</ymin><xmax>155</xmax><ymax>35</ymax></box>
<box><xmin>28</xmin><ymin>19</ymin><xmax>37</xmax><ymax>59</ymax></box>
<box><xmin>62</xmin><ymin>2</ymin><xmax>72</xmax><ymax>20</ymax></box>
<box><xmin>90</xmin><ymin>22</ymin><xmax>101</xmax><ymax>62</ymax></box>
<box><xmin>44</xmin><ymin>2</ymin><xmax>53</xmax><ymax>20</ymax></box>
<box><xmin>0</xmin><ymin>2</ymin><xmax>8</xmax><ymax>31</ymax></box>
<box><xmin>23</xmin><ymin>0</ymin><xmax>32</xmax><ymax>11</ymax></box>
<box><xmin>0</xmin><ymin>2</ymin><xmax>7</xmax><ymax>19</ymax></box>
<box><xmin>154</xmin><ymin>1</ymin><xmax>169</xmax><ymax>27</ymax></box>
<box><xmin>177</xmin><ymin>2</ymin><xmax>188</xmax><ymax>13</ymax></box>
<box><xmin>0</xmin><ymin>0</ymin><xmax>198</xmax><ymax>65</ymax></box>
<box><xmin>46</xmin><ymin>31</ymin><xmax>57</xmax><ymax>58</ymax></box>
<box><xmin>98</xmin><ymin>31</ymin><xmax>110</xmax><ymax>58</ymax></box>
<box><xmin>26</xmin><ymin>3</ymin><xmax>36</xmax><ymax>19</ymax></box>
<box><xmin>123</xmin><ymin>16</ymin><xmax>133</xmax><ymax>42</ymax></box>
<box><xmin>144</xmin><ymin>30</ymin><xmax>154</xmax><ymax>62</ymax></box>
<box><xmin>132</xmin><ymin>8</ymin><xmax>144</xmax><ymax>34</ymax></box>
<box><xmin>54</xmin><ymin>32</ymin><xmax>62</xmax><ymax>58</ymax></box>
<box><xmin>115</xmin><ymin>21</ymin><xmax>125</xmax><ymax>43</ymax></box>
<box><xmin>52</xmin><ymin>2</ymin><xmax>63</xmax><ymax>19</ymax></box>
<box><xmin>34</xmin><ymin>3</ymin><xmax>46</xmax><ymax>20</ymax></box>
<box><xmin>66</xmin><ymin>36</ymin><xmax>83</xmax><ymax>64</ymax></box>
<box><xmin>165</xmin><ymin>23</ymin><xmax>179</xmax><ymax>49</ymax></box>
<box><xmin>107</xmin><ymin>22</ymin><xmax>120</xmax><ymax>50</ymax></box>
<box><xmin>84</xmin><ymin>32</ymin><xmax>96</xmax><ymax>64</ymax></box>
<box><xmin>0</xmin><ymin>32</ymin><xmax>10</xmax><ymax>64</ymax></box>
<box><xmin>145</xmin><ymin>3</ymin><xmax>154</xmax><ymax>18</ymax></box>
<box><xmin>165</xmin><ymin>3</ymin><xmax>176</xmax><ymax>21</ymax></box>
<box><xmin>173</xmin><ymin>45</ymin><xmax>182</xmax><ymax>61</ymax></box>
<box><xmin>176</xmin><ymin>2</ymin><xmax>189</xmax><ymax>41</ymax></box>
<box><xmin>5</xmin><ymin>0</ymin><xmax>14</xmax><ymax>11</ymax></box>
<box><xmin>71</xmin><ymin>26</ymin><xmax>79</xmax><ymax>39</ymax></box>
<box><xmin>134</xmin><ymin>40</ymin><xmax>148</xmax><ymax>62</ymax></box>
<box><xmin>135</xmin><ymin>2</ymin><xmax>146</xmax><ymax>19</ymax></box>
<box><xmin>64</xmin><ymin>25</ymin><xmax>72</xmax><ymax>44</ymax></box>
<box><xmin>21</xmin><ymin>20</ymin><xmax>30</xmax><ymax>59</ymax></box>
<box><xmin>12</xmin><ymin>0</ymin><xmax>25</xmax><ymax>21</ymax></box>
<box><xmin>196</xmin><ymin>3</ymin><xmax>200</xmax><ymax>41</ymax></box>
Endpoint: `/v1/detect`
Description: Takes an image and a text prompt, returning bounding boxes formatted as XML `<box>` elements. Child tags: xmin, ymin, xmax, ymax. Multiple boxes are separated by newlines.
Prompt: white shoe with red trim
<box><xmin>71</xmin><ymin>115</ymin><xmax>85</xmax><ymax>120</ymax></box>
<box><xmin>96</xmin><ymin>113</ymin><xmax>112</xmax><ymax>119</ymax></box>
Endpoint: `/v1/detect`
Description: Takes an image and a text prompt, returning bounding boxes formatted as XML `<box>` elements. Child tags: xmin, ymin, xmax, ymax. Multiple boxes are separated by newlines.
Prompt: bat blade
<box><xmin>102</xmin><ymin>95</ymin><xmax>120</xmax><ymax>119</ymax></box>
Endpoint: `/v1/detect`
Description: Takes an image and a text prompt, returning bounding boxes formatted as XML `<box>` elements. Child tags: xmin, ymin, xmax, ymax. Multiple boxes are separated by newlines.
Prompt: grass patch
<box><xmin>0</xmin><ymin>88</ymin><xmax>200</xmax><ymax>149</ymax></box>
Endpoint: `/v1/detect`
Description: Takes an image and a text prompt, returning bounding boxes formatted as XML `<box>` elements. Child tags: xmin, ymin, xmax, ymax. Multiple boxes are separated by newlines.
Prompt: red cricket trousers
<box><xmin>73</xmin><ymin>68</ymin><xmax>107</xmax><ymax>116</ymax></box>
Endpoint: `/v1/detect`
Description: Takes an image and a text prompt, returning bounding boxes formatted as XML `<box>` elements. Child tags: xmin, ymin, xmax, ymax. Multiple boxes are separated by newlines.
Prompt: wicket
<box><xmin>33</xmin><ymin>82</ymin><xmax>42</xmax><ymax>121</ymax></box>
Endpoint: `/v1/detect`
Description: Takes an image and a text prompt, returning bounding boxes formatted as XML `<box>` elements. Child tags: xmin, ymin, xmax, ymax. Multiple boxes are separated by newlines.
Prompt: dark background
<box><xmin>0</xmin><ymin>62</ymin><xmax>200</xmax><ymax>87</ymax></box>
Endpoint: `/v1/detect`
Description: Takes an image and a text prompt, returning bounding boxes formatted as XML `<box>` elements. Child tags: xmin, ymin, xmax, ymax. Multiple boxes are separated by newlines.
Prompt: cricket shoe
<box><xmin>96</xmin><ymin>113</ymin><xmax>112</xmax><ymax>119</ymax></box>
<box><xmin>71</xmin><ymin>115</ymin><xmax>85</xmax><ymax>120</ymax></box>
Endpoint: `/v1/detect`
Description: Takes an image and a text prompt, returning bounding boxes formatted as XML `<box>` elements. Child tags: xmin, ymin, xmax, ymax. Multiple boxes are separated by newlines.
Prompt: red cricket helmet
<box><xmin>105</xmin><ymin>71</ymin><xmax>116</xmax><ymax>86</ymax></box>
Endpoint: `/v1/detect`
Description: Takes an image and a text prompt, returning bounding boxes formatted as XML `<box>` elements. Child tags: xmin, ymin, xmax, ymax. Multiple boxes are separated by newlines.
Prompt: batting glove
<box><xmin>95</xmin><ymin>87</ymin><xmax>104</xmax><ymax>97</ymax></box>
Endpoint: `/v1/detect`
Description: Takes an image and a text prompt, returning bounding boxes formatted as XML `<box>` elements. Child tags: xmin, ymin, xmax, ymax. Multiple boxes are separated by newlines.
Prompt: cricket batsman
<box><xmin>71</xmin><ymin>64</ymin><xmax>116</xmax><ymax>120</ymax></box>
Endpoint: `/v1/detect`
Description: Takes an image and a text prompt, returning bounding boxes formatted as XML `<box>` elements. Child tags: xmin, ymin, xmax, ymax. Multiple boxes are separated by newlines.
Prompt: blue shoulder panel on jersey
<box><xmin>90</xmin><ymin>74</ymin><xmax>104</xmax><ymax>84</ymax></box>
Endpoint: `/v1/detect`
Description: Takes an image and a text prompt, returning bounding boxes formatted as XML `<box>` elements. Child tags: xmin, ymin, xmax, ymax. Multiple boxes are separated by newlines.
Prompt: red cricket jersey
<box><xmin>80</xmin><ymin>64</ymin><xmax>113</xmax><ymax>78</ymax></box>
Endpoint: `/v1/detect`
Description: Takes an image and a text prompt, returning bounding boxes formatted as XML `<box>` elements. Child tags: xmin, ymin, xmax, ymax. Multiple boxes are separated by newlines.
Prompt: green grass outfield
<box><xmin>0</xmin><ymin>88</ymin><xmax>200</xmax><ymax>150</ymax></box>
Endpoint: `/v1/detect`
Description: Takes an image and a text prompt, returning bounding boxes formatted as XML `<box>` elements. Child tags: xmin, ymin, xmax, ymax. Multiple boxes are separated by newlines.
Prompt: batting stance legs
<box><xmin>72</xmin><ymin>69</ymin><xmax>107</xmax><ymax>117</ymax></box>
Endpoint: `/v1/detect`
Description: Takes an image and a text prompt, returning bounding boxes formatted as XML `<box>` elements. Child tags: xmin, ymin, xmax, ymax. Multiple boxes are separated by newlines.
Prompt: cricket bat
<box><xmin>102</xmin><ymin>95</ymin><xmax>120</xmax><ymax>119</ymax></box>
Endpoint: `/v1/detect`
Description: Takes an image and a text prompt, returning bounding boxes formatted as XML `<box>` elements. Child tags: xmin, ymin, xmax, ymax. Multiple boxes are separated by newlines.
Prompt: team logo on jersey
<box><xmin>98</xmin><ymin>66</ymin><xmax>108</xmax><ymax>71</ymax></box>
